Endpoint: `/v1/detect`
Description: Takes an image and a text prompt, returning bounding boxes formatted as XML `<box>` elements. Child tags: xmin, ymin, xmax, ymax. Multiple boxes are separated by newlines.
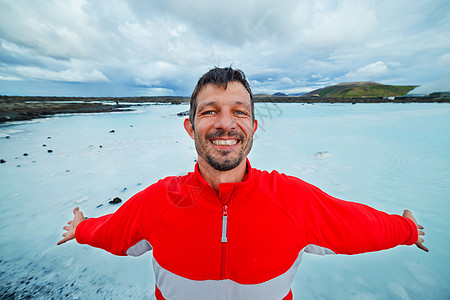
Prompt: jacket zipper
<box><xmin>220</xmin><ymin>203</ymin><xmax>228</xmax><ymax>279</ymax></box>
<box><xmin>218</xmin><ymin>184</ymin><xmax>239</xmax><ymax>280</ymax></box>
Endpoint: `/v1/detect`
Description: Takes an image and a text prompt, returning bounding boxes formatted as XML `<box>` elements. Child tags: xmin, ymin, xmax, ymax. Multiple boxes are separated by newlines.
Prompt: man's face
<box><xmin>184</xmin><ymin>82</ymin><xmax>257</xmax><ymax>171</ymax></box>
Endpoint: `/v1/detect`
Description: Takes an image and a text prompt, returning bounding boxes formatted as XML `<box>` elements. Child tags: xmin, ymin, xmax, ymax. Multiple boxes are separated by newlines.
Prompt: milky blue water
<box><xmin>0</xmin><ymin>103</ymin><xmax>449</xmax><ymax>299</ymax></box>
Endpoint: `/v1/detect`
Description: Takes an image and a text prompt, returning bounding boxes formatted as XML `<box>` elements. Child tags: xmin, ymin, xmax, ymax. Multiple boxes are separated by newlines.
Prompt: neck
<box><xmin>197</xmin><ymin>158</ymin><xmax>247</xmax><ymax>193</ymax></box>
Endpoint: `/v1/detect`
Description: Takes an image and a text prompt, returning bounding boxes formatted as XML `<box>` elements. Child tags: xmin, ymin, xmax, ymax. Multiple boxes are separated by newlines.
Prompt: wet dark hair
<box><xmin>189</xmin><ymin>67</ymin><xmax>254</xmax><ymax>127</ymax></box>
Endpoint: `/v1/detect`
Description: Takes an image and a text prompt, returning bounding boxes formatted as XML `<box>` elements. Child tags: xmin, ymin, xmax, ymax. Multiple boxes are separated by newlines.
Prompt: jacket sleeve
<box><xmin>75</xmin><ymin>188</ymin><xmax>157</xmax><ymax>256</ymax></box>
<box><xmin>295</xmin><ymin>179</ymin><xmax>419</xmax><ymax>255</ymax></box>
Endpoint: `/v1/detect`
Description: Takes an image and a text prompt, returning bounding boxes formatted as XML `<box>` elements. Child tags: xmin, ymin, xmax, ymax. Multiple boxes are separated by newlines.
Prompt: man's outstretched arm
<box><xmin>296</xmin><ymin>180</ymin><xmax>430</xmax><ymax>255</ymax></box>
<box><xmin>402</xmin><ymin>209</ymin><xmax>429</xmax><ymax>252</ymax></box>
<box><xmin>57</xmin><ymin>207</ymin><xmax>86</xmax><ymax>245</ymax></box>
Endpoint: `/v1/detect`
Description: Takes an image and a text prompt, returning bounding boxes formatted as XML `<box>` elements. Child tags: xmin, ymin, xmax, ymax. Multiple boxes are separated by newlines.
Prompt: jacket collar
<box><xmin>193</xmin><ymin>158</ymin><xmax>253</xmax><ymax>194</ymax></box>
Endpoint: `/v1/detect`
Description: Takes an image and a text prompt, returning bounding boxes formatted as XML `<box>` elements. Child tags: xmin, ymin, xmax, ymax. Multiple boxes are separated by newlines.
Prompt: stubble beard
<box><xmin>195</xmin><ymin>130</ymin><xmax>253</xmax><ymax>171</ymax></box>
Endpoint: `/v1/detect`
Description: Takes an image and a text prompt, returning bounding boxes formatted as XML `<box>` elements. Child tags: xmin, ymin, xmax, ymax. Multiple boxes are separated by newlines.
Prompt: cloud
<box><xmin>0</xmin><ymin>75</ymin><xmax>22</xmax><ymax>81</ymax></box>
<box><xmin>300</xmin><ymin>0</ymin><xmax>377</xmax><ymax>48</ymax></box>
<box><xmin>140</xmin><ymin>87</ymin><xmax>176</xmax><ymax>96</ymax></box>
<box><xmin>0</xmin><ymin>0</ymin><xmax>449</xmax><ymax>96</ymax></box>
<box><xmin>137</xmin><ymin>0</ymin><xmax>300</xmax><ymax>46</ymax></box>
<box><xmin>12</xmin><ymin>66</ymin><xmax>109</xmax><ymax>83</ymax></box>
<box><xmin>438</xmin><ymin>52</ymin><xmax>450</xmax><ymax>65</ymax></box>
<box><xmin>345</xmin><ymin>61</ymin><xmax>389</xmax><ymax>80</ymax></box>
<box><xmin>409</xmin><ymin>74</ymin><xmax>450</xmax><ymax>94</ymax></box>
<box><xmin>0</xmin><ymin>1</ymin><xmax>97</xmax><ymax>59</ymax></box>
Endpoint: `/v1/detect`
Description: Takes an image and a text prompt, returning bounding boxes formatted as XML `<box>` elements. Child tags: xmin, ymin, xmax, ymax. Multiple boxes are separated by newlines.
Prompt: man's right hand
<box><xmin>57</xmin><ymin>207</ymin><xmax>86</xmax><ymax>245</ymax></box>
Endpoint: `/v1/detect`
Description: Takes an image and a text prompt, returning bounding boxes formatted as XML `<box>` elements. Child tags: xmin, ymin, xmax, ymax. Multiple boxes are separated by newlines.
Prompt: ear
<box><xmin>252</xmin><ymin>119</ymin><xmax>258</xmax><ymax>135</ymax></box>
<box><xmin>184</xmin><ymin>118</ymin><xmax>195</xmax><ymax>139</ymax></box>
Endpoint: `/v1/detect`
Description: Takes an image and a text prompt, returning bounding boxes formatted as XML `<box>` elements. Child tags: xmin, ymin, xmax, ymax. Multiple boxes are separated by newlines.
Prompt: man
<box><xmin>58</xmin><ymin>67</ymin><xmax>427</xmax><ymax>300</ymax></box>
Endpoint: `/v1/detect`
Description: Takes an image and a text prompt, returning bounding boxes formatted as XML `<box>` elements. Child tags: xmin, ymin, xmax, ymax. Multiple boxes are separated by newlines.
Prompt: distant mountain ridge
<box><xmin>303</xmin><ymin>82</ymin><xmax>418</xmax><ymax>98</ymax></box>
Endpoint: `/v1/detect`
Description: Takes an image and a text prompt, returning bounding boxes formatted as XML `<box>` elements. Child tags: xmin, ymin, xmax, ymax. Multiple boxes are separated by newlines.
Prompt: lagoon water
<box><xmin>0</xmin><ymin>103</ymin><xmax>449</xmax><ymax>299</ymax></box>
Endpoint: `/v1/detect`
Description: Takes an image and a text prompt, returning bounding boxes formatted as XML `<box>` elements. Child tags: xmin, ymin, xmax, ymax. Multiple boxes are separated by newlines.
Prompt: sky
<box><xmin>0</xmin><ymin>0</ymin><xmax>449</xmax><ymax>97</ymax></box>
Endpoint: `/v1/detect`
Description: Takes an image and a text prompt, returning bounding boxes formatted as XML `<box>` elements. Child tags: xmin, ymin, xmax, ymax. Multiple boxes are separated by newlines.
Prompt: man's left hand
<box><xmin>403</xmin><ymin>209</ymin><xmax>429</xmax><ymax>252</ymax></box>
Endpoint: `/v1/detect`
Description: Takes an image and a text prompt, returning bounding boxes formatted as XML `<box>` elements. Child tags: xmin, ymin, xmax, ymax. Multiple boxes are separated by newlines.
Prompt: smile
<box><xmin>211</xmin><ymin>139</ymin><xmax>239</xmax><ymax>146</ymax></box>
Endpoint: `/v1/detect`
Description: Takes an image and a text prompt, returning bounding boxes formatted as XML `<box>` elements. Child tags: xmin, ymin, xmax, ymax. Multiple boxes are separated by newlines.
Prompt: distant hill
<box><xmin>289</xmin><ymin>92</ymin><xmax>306</xmax><ymax>96</ymax></box>
<box><xmin>255</xmin><ymin>92</ymin><xmax>306</xmax><ymax>97</ymax></box>
<box><xmin>254</xmin><ymin>93</ymin><xmax>273</xmax><ymax>97</ymax></box>
<box><xmin>304</xmin><ymin>82</ymin><xmax>418</xmax><ymax>98</ymax></box>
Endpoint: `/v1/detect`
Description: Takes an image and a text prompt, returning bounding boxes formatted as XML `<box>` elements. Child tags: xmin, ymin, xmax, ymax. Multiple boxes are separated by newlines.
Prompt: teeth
<box><xmin>212</xmin><ymin>139</ymin><xmax>238</xmax><ymax>146</ymax></box>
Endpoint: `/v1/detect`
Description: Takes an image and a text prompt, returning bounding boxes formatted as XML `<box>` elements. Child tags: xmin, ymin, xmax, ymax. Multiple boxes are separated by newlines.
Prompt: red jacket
<box><xmin>76</xmin><ymin>160</ymin><xmax>418</xmax><ymax>299</ymax></box>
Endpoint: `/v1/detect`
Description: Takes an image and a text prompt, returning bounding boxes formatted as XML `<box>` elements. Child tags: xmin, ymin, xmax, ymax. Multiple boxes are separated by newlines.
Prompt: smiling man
<box><xmin>58</xmin><ymin>67</ymin><xmax>427</xmax><ymax>300</ymax></box>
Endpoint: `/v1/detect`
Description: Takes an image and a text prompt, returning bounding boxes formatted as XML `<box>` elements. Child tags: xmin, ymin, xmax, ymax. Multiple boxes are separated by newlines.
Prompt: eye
<box><xmin>201</xmin><ymin>110</ymin><xmax>215</xmax><ymax>115</ymax></box>
<box><xmin>234</xmin><ymin>110</ymin><xmax>249</xmax><ymax>116</ymax></box>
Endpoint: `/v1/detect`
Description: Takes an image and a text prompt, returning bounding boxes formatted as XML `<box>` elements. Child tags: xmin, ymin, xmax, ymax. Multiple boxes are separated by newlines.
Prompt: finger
<box><xmin>418</xmin><ymin>230</ymin><xmax>425</xmax><ymax>236</ymax></box>
<box><xmin>57</xmin><ymin>232</ymin><xmax>75</xmax><ymax>245</ymax></box>
<box><xmin>73</xmin><ymin>207</ymin><xmax>80</xmax><ymax>214</ymax></box>
<box><xmin>57</xmin><ymin>239</ymin><xmax>66</xmax><ymax>245</ymax></box>
<box><xmin>416</xmin><ymin>237</ymin><xmax>429</xmax><ymax>252</ymax></box>
<box><xmin>417</xmin><ymin>224</ymin><xmax>424</xmax><ymax>230</ymax></box>
<box><xmin>417</xmin><ymin>242</ymin><xmax>429</xmax><ymax>252</ymax></box>
<box><xmin>68</xmin><ymin>220</ymin><xmax>73</xmax><ymax>225</ymax></box>
<box><xmin>57</xmin><ymin>236</ymin><xmax>69</xmax><ymax>245</ymax></box>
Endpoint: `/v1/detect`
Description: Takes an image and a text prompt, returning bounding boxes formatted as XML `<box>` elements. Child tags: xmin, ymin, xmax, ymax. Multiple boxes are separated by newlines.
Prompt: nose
<box><xmin>214</xmin><ymin>111</ymin><xmax>236</xmax><ymax>132</ymax></box>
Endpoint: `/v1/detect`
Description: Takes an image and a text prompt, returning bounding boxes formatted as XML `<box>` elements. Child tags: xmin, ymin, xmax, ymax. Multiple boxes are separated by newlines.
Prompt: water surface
<box><xmin>0</xmin><ymin>103</ymin><xmax>449</xmax><ymax>299</ymax></box>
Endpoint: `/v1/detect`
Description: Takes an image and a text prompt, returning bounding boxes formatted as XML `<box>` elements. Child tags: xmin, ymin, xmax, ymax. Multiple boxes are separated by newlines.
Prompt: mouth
<box><xmin>210</xmin><ymin>138</ymin><xmax>240</xmax><ymax>146</ymax></box>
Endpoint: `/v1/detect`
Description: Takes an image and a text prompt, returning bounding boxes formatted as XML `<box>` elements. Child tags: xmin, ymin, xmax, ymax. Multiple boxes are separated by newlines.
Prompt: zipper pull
<box><xmin>221</xmin><ymin>204</ymin><xmax>228</xmax><ymax>243</ymax></box>
<box><xmin>222</xmin><ymin>204</ymin><xmax>228</xmax><ymax>216</ymax></box>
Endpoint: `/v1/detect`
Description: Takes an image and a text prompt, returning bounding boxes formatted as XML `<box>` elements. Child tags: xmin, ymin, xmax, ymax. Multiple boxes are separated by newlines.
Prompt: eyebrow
<box><xmin>233</xmin><ymin>101</ymin><xmax>251</xmax><ymax>107</ymax></box>
<box><xmin>198</xmin><ymin>100</ymin><xmax>251</xmax><ymax>109</ymax></box>
<box><xmin>198</xmin><ymin>101</ymin><xmax>217</xmax><ymax>109</ymax></box>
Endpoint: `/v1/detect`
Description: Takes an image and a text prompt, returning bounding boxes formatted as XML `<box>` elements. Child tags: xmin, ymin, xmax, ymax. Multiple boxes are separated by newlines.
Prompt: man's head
<box><xmin>184</xmin><ymin>67</ymin><xmax>257</xmax><ymax>172</ymax></box>
<box><xmin>189</xmin><ymin>67</ymin><xmax>255</xmax><ymax>127</ymax></box>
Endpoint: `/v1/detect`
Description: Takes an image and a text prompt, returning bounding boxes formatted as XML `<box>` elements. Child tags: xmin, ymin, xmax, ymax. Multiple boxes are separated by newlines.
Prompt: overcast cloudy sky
<box><xmin>0</xmin><ymin>0</ymin><xmax>449</xmax><ymax>97</ymax></box>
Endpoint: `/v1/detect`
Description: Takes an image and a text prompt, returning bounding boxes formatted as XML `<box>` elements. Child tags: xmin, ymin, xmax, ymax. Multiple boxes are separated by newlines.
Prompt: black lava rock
<box><xmin>109</xmin><ymin>197</ymin><xmax>122</xmax><ymax>205</ymax></box>
<box><xmin>177</xmin><ymin>111</ymin><xmax>189</xmax><ymax>116</ymax></box>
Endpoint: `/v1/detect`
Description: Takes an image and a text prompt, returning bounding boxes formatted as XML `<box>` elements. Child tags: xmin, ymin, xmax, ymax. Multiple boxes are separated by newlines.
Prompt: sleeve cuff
<box><xmin>403</xmin><ymin>217</ymin><xmax>419</xmax><ymax>245</ymax></box>
<box><xmin>75</xmin><ymin>219</ymin><xmax>87</xmax><ymax>244</ymax></box>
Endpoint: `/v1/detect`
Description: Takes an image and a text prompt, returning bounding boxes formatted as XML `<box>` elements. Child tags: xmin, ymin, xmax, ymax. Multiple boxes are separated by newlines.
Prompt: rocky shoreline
<box><xmin>0</xmin><ymin>95</ymin><xmax>188</xmax><ymax>123</ymax></box>
<box><xmin>1</xmin><ymin>94</ymin><xmax>449</xmax><ymax>124</ymax></box>
<box><xmin>254</xmin><ymin>93</ymin><xmax>450</xmax><ymax>104</ymax></box>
